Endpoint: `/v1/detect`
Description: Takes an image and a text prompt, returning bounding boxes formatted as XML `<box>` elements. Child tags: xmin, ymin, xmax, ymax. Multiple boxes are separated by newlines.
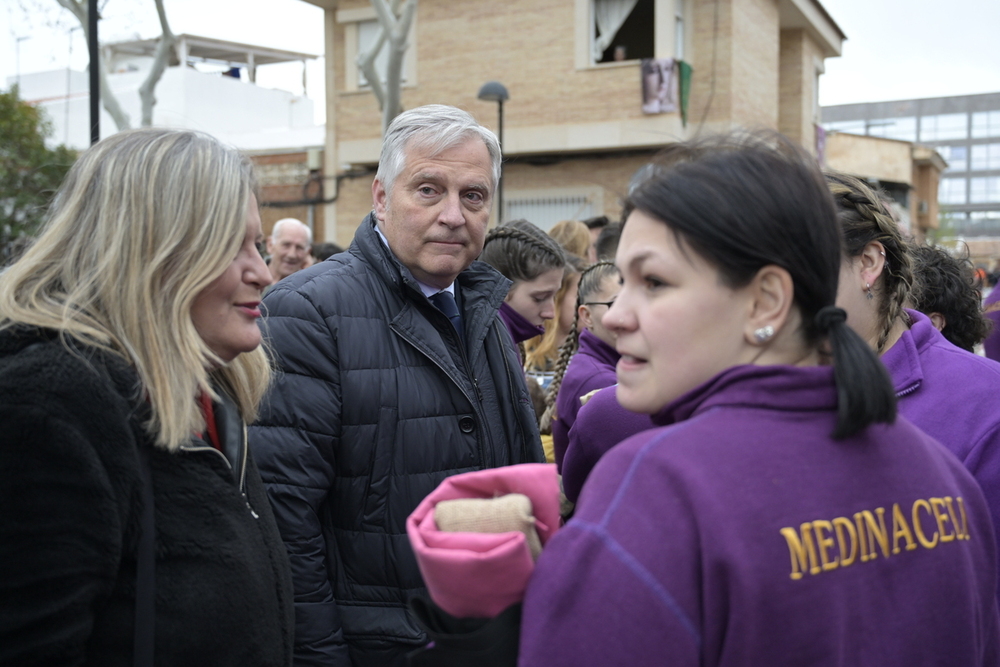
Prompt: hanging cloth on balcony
<box><xmin>593</xmin><ymin>0</ymin><xmax>639</xmax><ymax>62</ymax></box>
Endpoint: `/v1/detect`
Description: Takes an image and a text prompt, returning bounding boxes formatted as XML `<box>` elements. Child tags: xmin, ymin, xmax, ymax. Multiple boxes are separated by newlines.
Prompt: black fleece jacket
<box><xmin>0</xmin><ymin>328</ymin><xmax>294</xmax><ymax>666</ymax></box>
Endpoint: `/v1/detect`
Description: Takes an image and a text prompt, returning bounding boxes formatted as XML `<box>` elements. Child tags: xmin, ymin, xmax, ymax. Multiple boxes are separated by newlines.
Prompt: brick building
<box><xmin>302</xmin><ymin>0</ymin><xmax>845</xmax><ymax>247</ymax></box>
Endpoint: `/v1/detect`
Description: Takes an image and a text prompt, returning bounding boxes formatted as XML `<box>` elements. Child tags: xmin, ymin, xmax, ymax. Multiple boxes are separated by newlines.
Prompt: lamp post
<box><xmin>477</xmin><ymin>81</ymin><xmax>509</xmax><ymax>223</ymax></box>
<box><xmin>15</xmin><ymin>36</ymin><xmax>30</xmax><ymax>88</ymax></box>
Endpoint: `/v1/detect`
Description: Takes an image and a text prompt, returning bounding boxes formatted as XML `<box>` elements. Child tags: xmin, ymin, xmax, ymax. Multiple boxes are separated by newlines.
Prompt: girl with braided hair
<box><xmin>541</xmin><ymin>261</ymin><xmax>622</xmax><ymax>469</ymax></box>
<box><xmin>830</xmin><ymin>170</ymin><xmax>1000</xmax><ymax>601</ymax></box>
<box><xmin>523</xmin><ymin>255</ymin><xmax>587</xmax><ymax>381</ymax></box>
<box><xmin>479</xmin><ymin>220</ymin><xmax>567</xmax><ymax>359</ymax></box>
<box><xmin>518</xmin><ymin>133</ymin><xmax>998</xmax><ymax>666</ymax></box>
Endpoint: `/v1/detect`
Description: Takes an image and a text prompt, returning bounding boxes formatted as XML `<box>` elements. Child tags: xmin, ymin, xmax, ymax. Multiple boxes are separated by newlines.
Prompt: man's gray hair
<box><xmin>376</xmin><ymin>104</ymin><xmax>502</xmax><ymax>197</ymax></box>
<box><xmin>271</xmin><ymin>217</ymin><xmax>312</xmax><ymax>245</ymax></box>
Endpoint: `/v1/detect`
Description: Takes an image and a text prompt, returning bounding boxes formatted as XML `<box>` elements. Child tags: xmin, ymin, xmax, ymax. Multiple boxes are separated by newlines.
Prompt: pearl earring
<box><xmin>753</xmin><ymin>325</ymin><xmax>774</xmax><ymax>343</ymax></box>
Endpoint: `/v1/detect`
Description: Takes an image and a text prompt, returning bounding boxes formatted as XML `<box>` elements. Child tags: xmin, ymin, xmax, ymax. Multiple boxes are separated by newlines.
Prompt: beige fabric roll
<box><xmin>433</xmin><ymin>493</ymin><xmax>543</xmax><ymax>559</ymax></box>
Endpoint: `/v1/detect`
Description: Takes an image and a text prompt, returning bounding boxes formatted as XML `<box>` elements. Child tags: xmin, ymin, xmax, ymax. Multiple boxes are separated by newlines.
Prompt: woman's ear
<box><xmin>858</xmin><ymin>241</ymin><xmax>887</xmax><ymax>288</ymax></box>
<box><xmin>743</xmin><ymin>265</ymin><xmax>794</xmax><ymax>345</ymax></box>
<box><xmin>577</xmin><ymin>304</ymin><xmax>593</xmax><ymax>331</ymax></box>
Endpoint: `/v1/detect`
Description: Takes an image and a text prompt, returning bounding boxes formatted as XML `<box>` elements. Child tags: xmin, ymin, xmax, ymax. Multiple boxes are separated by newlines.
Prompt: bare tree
<box><xmin>55</xmin><ymin>0</ymin><xmax>176</xmax><ymax>130</ymax></box>
<box><xmin>357</xmin><ymin>0</ymin><xmax>416</xmax><ymax>133</ymax></box>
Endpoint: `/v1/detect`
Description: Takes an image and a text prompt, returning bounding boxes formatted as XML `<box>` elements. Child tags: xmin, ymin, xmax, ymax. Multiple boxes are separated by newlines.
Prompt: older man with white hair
<box><xmin>266</xmin><ymin>217</ymin><xmax>312</xmax><ymax>283</ymax></box>
<box><xmin>250</xmin><ymin>105</ymin><xmax>543</xmax><ymax>666</ymax></box>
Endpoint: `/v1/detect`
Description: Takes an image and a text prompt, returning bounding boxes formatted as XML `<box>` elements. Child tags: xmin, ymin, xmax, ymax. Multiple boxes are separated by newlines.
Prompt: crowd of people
<box><xmin>2</xmin><ymin>104</ymin><xmax>1000</xmax><ymax>667</ymax></box>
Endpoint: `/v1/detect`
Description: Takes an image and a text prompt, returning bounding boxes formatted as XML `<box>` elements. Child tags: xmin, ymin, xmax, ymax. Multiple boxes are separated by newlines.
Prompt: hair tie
<box><xmin>815</xmin><ymin>306</ymin><xmax>847</xmax><ymax>332</ymax></box>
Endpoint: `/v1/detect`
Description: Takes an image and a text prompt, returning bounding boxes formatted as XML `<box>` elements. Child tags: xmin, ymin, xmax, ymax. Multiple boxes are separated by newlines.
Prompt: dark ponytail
<box><xmin>627</xmin><ymin>131</ymin><xmax>895</xmax><ymax>439</ymax></box>
<box><xmin>815</xmin><ymin>306</ymin><xmax>896</xmax><ymax>439</ymax></box>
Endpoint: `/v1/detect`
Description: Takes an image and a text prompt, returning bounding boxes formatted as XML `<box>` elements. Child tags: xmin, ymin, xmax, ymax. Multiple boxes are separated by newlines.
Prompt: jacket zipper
<box><xmin>180</xmin><ymin>428</ymin><xmax>258</xmax><ymax>519</ymax></box>
<box><xmin>395</xmin><ymin>317</ymin><xmax>494</xmax><ymax>469</ymax></box>
<box><xmin>494</xmin><ymin>323</ymin><xmax>530</xmax><ymax>463</ymax></box>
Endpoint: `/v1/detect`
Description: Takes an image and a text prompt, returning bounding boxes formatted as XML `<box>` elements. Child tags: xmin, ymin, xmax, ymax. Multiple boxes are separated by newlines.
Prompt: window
<box><xmin>866</xmin><ymin>117</ymin><xmax>916</xmax><ymax>142</ymax></box>
<box><xmin>971</xmin><ymin>143</ymin><xmax>1000</xmax><ymax>171</ymax></box>
<box><xmin>356</xmin><ymin>20</ymin><xmax>409</xmax><ymax>87</ymax></box>
<box><xmin>505</xmin><ymin>188</ymin><xmax>602</xmax><ymax>231</ymax></box>
<box><xmin>823</xmin><ymin>119</ymin><xmax>866</xmax><ymax>135</ymax></box>
<box><xmin>972</xmin><ymin>111</ymin><xmax>1000</xmax><ymax>139</ymax></box>
<box><xmin>593</xmin><ymin>0</ymin><xmax>654</xmax><ymax>63</ymax></box>
<box><xmin>939</xmin><ymin>178</ymin><xmax>967</xmax><ymax>205</ymax></box>
<box><xmin>338</xmin><ymin>6</ymin><xmax>417</xmax><ymax>92</ymax></box>
<box><xmin>919</xmin><ymin>113</ymin><xmax>968</xmax><ymax>141</ymax></box>
<box><xmin>970</xmin><ymin>177</ymin><xmax>1000</xmax><ymax>203</ymax></box>
<box><xmin>938</xmin><ymin>145</ymin><xmax>967</xmax><ymax>172</ymax></box>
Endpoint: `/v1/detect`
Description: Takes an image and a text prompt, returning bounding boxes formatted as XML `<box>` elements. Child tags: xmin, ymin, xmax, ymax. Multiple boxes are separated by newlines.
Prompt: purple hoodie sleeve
<box><xmin>519</xmin><ymin>436</ymin><xmax>701</xmax><ymax>667</ymax></box>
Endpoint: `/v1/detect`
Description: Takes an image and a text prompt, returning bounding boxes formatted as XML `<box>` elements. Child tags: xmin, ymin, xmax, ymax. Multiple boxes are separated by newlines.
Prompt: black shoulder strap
<box><xmin>134</xmin><ymin>445</ymin><xmax>156</xmax><ymax>667</ymax></box>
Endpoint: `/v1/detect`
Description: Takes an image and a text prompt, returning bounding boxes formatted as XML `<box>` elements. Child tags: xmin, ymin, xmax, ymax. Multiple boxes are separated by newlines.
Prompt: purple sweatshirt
<box><xmin>520</xmin><ymin>364</ymin><xmax>1000</xmax><ymax>667</ymax></box>
<box><xmin>883</xmin><ymin>308</ymin><xmax>1000</xmax><ymax>597</ymax></box>
<box><xmin>552</xmin><ymin>330</ymin><xmax>619</xmax><ymax>469</ymax></box>
<box><xmin>983</xmin><ymin>288</ymin><xmax>1000</xmax><ymax>362</ymax></box>
<box><xmin>561</xmin><ymin>385</ymin><xmax>653</xmax><ymax>503</ymax></box>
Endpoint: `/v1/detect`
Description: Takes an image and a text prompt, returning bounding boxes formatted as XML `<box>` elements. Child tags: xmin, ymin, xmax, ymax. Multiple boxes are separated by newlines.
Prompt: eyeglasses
<box><xmin>582</xmin><ymin>300</ymin><xmax>615</xmax><ymax>308</ymax></box>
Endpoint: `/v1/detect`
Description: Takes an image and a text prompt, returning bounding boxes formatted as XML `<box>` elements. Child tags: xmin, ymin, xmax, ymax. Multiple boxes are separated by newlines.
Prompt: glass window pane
<box><xmin>972</xmin><ymin>111</ymin><xmax>1000</xmax><ymax>139</ymax></box>
<box><xmin>920</xmin><ymin>113</ymin><xmax>968</xmax><ymax>141</ymax></box>
<box><xmin>823</xmin><ymin>120</ymin><xmax>866</xmax><ymax>134</ymax></box>
<box><xmin>867</xmin><ymin>117</ymin><xmax>916</xmax><ymax>142</ymax></box>
<box><xmin>357</xmin><ymin>20</ymin><xmax>408</xmax><ymax>87</ymax></box>
<box><xmin>940</xmin><ymin>145</ymin><xmax>967</xmax><ymax>172</ymax></box>
<box><xmin>971</xmin><ymin>143</ymin><xmax>1000</xmax><ymax>171</ymax></box>
<box><xmin>970</xmin><ymin>177</ymin><xmax>1000</xmax><ymax>203</ymax></box>
<box><xmin>939</xmin><ymin>177</ymin><xmax>967</xmax><ymax>204</ymax></box>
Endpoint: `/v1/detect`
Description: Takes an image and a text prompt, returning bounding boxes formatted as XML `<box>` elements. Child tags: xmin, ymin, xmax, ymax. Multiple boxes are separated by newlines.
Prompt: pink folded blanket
<box><xmin>406</xmin><ymin>463</ymin><xmax>561</xmax><ymax>618</ymax></box>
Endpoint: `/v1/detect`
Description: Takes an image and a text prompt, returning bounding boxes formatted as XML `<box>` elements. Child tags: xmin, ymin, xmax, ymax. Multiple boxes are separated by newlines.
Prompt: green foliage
<box><xmin>0</xmin><ymin>85</ymin><xmax>76</xmax><ymax>263</ymax></box>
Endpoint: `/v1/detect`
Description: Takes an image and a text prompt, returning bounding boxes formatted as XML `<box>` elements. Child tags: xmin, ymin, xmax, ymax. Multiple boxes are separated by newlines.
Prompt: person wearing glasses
<box><xmin>542</xmin><ymin>261</ymin><xmax>624</xmax><ymax>469</ymax></box>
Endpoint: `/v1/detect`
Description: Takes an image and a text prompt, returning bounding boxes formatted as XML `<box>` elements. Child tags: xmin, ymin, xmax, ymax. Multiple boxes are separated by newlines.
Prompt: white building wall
<box><xmin>10</xmin><ymin>65</ymin><xmax>319</xmax><ymax>152</ymax></box>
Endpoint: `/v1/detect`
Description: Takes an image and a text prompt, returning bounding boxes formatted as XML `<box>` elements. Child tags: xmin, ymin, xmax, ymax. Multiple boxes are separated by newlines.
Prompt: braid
<box><xmin>539</xmin><ymin>317</ymin><xmax>581</xmax><ymax>434</ymax></box>
<box><xmin>484</xmin><ymin>225</ymin><xmax>564</xmax><ymax>265</ymax></box>
<box><xmin>826</xmin><ymin>173</ymin><xmax>914</xmax><ymax>353</ymax></box>
<box><xmin>538</xmin><ymin>260</ymin><xmax>619</xmax><ymax>433</ymax></box>
<box><xmin>480</xmin><ymin>220</ymin><xmax>567</xmax><ymax>284</ymax></box>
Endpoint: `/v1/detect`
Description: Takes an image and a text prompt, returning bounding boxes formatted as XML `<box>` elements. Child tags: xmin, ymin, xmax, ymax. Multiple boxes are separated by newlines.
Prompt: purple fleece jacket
<box><xmin>561</xmin><ymin>385</ymin><xmax>653</xmax><ymax>503</ymax></box>
<box><xmin>552</xmin><ymin>330</ymin><xmax>619</xmax><ymax>469</ymax></box>
<box><xmin>884</xmin><ymin>309</ymin><xmax>1000</xmax><ymax>596</ymax></box>
<box><xmin>983</xmin><ymin>288</ymin><xmax>1000</xmax><ymax>362</ymax></box>
<box><xmin>520</xmin><ymin>364</ymin><xmax>1000</xmax><ymax>667</ymax></box>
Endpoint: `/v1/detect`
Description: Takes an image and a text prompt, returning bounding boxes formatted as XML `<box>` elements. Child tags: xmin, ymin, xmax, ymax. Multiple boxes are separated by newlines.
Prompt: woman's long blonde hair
<box><xmin>0</xmin><ymin>128</ymin><xmax>271</xmax><ymax>450</ymax></box>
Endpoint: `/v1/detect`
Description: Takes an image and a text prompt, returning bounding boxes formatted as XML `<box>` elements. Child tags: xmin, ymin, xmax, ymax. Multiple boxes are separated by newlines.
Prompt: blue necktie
<box><xmin>430</xmin><ymin>290</ymin><xmax>464</xmax><ymax>346</ymax></box>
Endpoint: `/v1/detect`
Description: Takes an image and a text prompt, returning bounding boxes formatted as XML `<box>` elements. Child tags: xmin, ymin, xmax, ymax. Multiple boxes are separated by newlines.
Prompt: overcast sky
<box><xmin>3</xmin><ymin>0</ymin><xmax>999</xmax><ymax>123</ymax></box>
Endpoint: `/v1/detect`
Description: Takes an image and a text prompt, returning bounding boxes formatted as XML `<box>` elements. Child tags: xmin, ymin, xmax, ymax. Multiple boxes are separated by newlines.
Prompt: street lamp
<box><xmin>15</xmin><ymin>36</ymin><xmax>30</xmax><ymax>88</ymax></box>
<box><xmin>477</xmin><ymin>81</ymin><xmax>509</xmax><ymax>223</ymax></box>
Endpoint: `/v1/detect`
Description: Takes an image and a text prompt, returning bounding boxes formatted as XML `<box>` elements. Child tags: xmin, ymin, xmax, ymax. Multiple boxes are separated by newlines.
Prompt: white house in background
<box><xmin>10</xmin><ymin>34</ymin><xmax>324</xmax><ymax>153</ymax></box>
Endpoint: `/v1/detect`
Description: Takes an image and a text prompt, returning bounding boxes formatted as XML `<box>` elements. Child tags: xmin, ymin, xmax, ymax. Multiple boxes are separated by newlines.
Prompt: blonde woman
<box><xmin>0</xmin><ymin>129</ymin><xmax>294</xmax><ymax>666</ymax></box>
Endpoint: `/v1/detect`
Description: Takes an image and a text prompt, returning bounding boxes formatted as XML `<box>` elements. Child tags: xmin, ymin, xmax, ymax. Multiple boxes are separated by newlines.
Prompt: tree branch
<box><xmin>137</xmin><ymin>0</ymin><xmax>176</xmax><ymax>126</ymax></box>
<box><xmin>55</xmin><ymin>0</ymin><xmax>131</xmax><ymax>130</ymax></box>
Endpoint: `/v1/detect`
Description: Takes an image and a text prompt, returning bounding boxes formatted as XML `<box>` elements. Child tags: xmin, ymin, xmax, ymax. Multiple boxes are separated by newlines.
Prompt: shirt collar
<box><xmin>374</xmin><ymin>219</ymin><xmax>456</xmax><ymax>298</ymax></box>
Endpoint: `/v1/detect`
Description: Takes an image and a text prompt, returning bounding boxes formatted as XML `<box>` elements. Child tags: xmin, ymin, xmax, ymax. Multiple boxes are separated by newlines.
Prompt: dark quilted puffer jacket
<box><xmin>249</xmin><ymin>214</ymin><xmax>544</xmax><ymax>667</ymax></box>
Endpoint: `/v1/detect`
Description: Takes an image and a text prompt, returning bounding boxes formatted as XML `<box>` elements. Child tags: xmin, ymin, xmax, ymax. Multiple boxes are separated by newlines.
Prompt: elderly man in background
<box><xmin>267</xmin><ymin>217</ymin><xmax>312</xmax><ymax>282</ymax></box>
<box><xmin>250</xmin><ymin>104</ymin><xmax>543</xmax><ymax>667</ymax></box>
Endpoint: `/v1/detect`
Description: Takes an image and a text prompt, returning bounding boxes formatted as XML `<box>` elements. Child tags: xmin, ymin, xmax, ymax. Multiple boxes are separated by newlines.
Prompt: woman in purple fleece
<box><xmin>543</xmin><ymin>261</ymin><xmax>622</xmax><ymax>468</ymax></box>
<box><xmin>519</xmin><ymin>135</ymin><xmax>1000</xmax><ymax>666</ymax></box>
<box><xmin>829</xmin><ymin>172</ymin><xmax>1000</xmax><ymax>600</ymax></box>
<box><xmin>479</xmin><ymin>219</ymin><xmax>567</xmax><ymax>356</ymax></box>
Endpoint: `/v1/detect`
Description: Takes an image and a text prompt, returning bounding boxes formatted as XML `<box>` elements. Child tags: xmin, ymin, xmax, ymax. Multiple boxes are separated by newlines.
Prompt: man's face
<box><xmin>372</xmin><ymin>137</ymin><xmax>493</xmax><ymax>290</ymax></box>
<box><xmin>266</xmin><ymin>223</ymin><xmax>310</xmax><ymax>281</ymax></box>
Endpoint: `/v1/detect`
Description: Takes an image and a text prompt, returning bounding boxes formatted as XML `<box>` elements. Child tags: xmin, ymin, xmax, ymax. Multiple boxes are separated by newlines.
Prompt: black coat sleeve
<box><xmin>0</xmin><ymin>369</ymin><xmax>134</xmax><ymax>666</ymax></box>
<box><xmin>250</xmin><ymin>286</ymin><xmax>351</xmax><ymax>667</ymax></box>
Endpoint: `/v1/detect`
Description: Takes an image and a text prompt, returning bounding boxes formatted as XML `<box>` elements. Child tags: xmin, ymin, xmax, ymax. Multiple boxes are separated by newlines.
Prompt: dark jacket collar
<box><xmin>352</xmin><ymin>213</ymin><xmax>513</xmax><ymax>335</ymax></box>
